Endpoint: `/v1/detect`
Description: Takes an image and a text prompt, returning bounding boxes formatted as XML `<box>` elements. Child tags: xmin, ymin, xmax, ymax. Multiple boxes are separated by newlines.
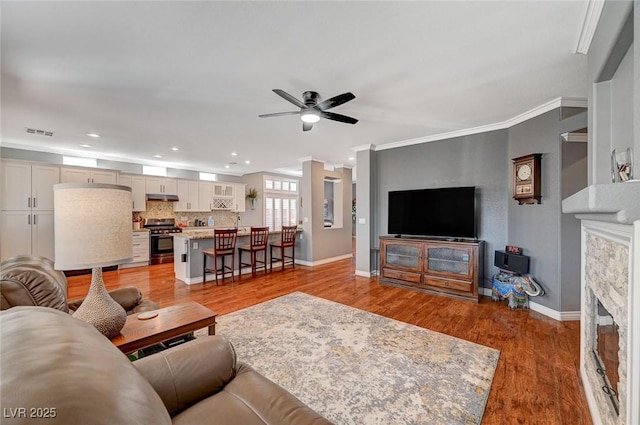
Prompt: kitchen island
<box><xmin>173</xmin><ymin>227</ymin><xmax>302</xmax><ymax>284</ymax></box>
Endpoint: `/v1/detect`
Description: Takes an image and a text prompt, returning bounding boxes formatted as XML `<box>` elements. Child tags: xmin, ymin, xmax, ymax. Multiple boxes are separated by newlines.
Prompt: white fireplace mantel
<box><xmin>562</xmin><ymin>182</ymin><xmax>640</xmax><ymax>224</ymax></box>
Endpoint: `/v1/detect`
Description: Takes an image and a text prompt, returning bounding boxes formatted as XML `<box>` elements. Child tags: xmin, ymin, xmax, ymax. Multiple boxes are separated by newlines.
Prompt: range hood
<box><xmin>146</xmin><ymin>193</ymin><xmax>179</xmax><ymax>202</ymax></box>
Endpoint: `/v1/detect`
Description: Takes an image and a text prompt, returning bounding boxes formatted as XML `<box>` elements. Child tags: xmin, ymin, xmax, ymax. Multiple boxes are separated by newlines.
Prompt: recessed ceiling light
<box><xmin>86</xmin><ymin>133</ymin><xmax>101</xmax><ymax>138</ymax></box>
<box><xmin>231</xmin><ymin>152</ymin><xmax>238</xmax><ymax>156</ymax></box>
<box><xmin>80</xmin><ymin>144</ymin><xmax>92</xmax><ymax>148</ymax></box>
<box><xmin>171</xmin><ymin>147</ymin><xmax>179</xmax><ymax>151</ymax></box>
<box><xmin>348</xmin><ymin>157</ymin><xmax>355</xmax><ymax>161</ymax></box>
<box><xmin>154</xmin><ymin>154</ymin><xmax>163</xmax><ymax>158</ymax></box>
<box><xmin>245</xmin><ymin>160</ymin><xmax>251</xmax><ymax>164</ymax></box>
<box><xmin>224</xmin><ymin>165</ymin><xmax>230</xmax><ymax>169</ymax></box>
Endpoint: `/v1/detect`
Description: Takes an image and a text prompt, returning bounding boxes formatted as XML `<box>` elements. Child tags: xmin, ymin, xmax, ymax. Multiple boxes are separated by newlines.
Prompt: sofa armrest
<box><xmin>133</xmin><ymin>336</ymin><xmax>236</xmax><ymax>416</ymax></box>
<box><xmin>68</xmin><ymin>286</ymin><xmax>153</xmax><ymax>314</ymax></box>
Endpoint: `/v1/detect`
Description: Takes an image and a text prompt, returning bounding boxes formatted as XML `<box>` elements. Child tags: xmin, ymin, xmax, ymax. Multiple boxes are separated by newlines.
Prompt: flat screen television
<box><xmin>388</xmin><ymin>186</ymin><xmax>477</xmax><ymax>239</ymax></box>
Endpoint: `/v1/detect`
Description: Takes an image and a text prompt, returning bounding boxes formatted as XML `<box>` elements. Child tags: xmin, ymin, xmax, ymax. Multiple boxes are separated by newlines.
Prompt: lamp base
<box><xmin>72</xmin><ymin>267</ymin><xmax>127</xmax><ymax>339</ymax></box>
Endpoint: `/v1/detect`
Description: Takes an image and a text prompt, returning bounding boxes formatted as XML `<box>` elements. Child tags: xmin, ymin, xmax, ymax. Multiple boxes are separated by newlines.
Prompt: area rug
<box><xmin>214</xmin><ymin>292</ymin><xmax>500</xmax><ymax>425</ymax></box>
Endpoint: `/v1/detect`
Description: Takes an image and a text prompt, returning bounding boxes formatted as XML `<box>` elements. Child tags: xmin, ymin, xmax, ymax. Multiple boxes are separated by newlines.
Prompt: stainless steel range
<box><xmin>144</xmin><ymin>218</ymin><xmax>182</xmax><ymax>264</ymax></box>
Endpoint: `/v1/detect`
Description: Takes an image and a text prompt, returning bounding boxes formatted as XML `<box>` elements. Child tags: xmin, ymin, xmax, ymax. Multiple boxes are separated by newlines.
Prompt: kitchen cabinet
<box><xmin>118</xmin><ymin>174</ymin><xmax>146</xmax><ymax>212</ymax></box>
<box><xmin>175</xmin><ymin>180</ymin><xmax>200</xmax><ymax>211</ymax></box>
<box><xmin>1</xmin><ymin>161</ymin><xmax>59</xmax><ymax>211</ymax></box>
<box><xmin>198</xmin><ymin>181</ymin><xmax>214</xmax><ymax>211</ymax></box>
<box><xmin>120</xmin><ymin>231</ymin><xmax>150</xmax><ymax>268</ymax></box>
<box><xmin>0</xmin><ymin>161</ymin><xmax>59</xmax><ymax>262</ymax></box>
<box><xmin>1</xmin><ymin>210</ymin><xmax>55</xmax><ymax>262</ymax></box>
<box><xmin>233</xmin><ymin>183</ymin><xmax>246</xmax><ymax>212</ymax></box>
<box><xmin>146</xmin><ymin>177</ymin><xmax>177</xmax><ymax>195</ymax></box>
<box><xmin>204</xmin><ymin>182</ymin><xmax>247</xmax><ymax>211</ymax></box>
<box><xmin>60</xmin><ymin>166</ymin><xmax>117</xmax><ymax>184</ymax></box>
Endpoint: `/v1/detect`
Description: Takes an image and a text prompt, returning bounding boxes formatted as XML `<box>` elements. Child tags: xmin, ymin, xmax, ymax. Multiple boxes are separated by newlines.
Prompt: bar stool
<box><xmin>202</xmin><ymin>228</ymin><xmax>237</xmax><ymax>284</ymax></box>
<box><xmin>270</xmin><ymin>225</ymin><xmax>297</xmax><ymax>271</ymax></box>
<box><xmin>238</xmin><ymin>226</ymin><xmax>269</xmax><ymax>278</ymax></box>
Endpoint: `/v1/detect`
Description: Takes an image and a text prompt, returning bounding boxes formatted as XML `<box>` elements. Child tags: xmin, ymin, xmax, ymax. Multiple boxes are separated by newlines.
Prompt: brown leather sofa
<box><xmin>0</xmin><ymin>307</ymin><xmax>332</xmax><ymax>425</ymax></box>
<box><xmin>0</xmin><ymin>255</ymin><xmax>157</xmax><ymax>314</ymax></box>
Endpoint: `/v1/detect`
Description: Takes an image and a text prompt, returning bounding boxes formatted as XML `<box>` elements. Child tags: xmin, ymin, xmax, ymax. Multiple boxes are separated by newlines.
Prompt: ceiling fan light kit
<box><xmin>300</xmin><ymin>110</ymin><xmax>320</xmax><ymax>123</ymax></box>
<box><xmin>259</xmin><ymin>89</ymin><xmax>358</xmax><ymax>132</ymax></box>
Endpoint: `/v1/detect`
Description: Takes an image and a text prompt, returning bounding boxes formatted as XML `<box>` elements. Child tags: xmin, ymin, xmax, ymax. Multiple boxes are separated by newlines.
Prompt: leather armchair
<box><xmin>0</xmin><ymin>255</ymin><xmax>158</xmax><ymax>314</ymax></box>
<box><xmin>0</xmin><ymin>307</ymin><xmax>331</xmax><ymax>425</ymax></box>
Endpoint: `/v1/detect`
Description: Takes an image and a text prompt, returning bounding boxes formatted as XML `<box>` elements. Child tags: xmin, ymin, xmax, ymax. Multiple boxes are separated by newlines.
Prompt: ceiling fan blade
<box><xmin>303</xmin><ymin>122</ymin><xmax>313</xmax><ymax>132</ymax></box>
<box><xmin>259</xmin><ymin>111</ymin><xmax>300</xmax><ymax>118</ymax></box>
<box><xmin>320</xmin><ymin>111</ymin><xmax>359</xmax><ymax>124</ymax></box>
<box><xmin>273</xmin><ymin>89</ymin><xmax>307</xmax><ymax>109</ymax></box>
<box><xmin>314</xmin><ymin>92</ymin><xmax>355</xmax><ymax>111</ymax></box>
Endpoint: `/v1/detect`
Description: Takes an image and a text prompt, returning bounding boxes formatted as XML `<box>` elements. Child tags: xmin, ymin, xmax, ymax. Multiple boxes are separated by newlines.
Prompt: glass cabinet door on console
<box><xmin>380</xmin><ymin>241</ymin><xmax>423</xmax><ymax>285</ymax></box>
<box><xmin>424</xmin><ymin>245</ymin><xmax>474</xmax><ymax>279</ymax></box>
<box><xmin>382</xmin><ymin>242</ymin><xmax>422</xmax><ymax>271</ymax></box>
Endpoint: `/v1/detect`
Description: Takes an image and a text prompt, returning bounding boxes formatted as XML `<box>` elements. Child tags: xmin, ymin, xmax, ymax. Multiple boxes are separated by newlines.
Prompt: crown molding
<box><xmin>376</xmin><ymin>97</ymin><xmax>587</xmax><ymax>152</ymax></box>
<box><xmin>297</xmin><ymin>156</ymin><xmax>323</xmax><ymax>163</ymax></box>
<box><xmin>333</xmin><ymin>164</ymin><xmax>353</xmax><ymax>170</ymax></box>
<box><xmin>575</xmin><ymin>0</ymin><xmax>605</xmax><ymax>54</ymax></box>
<box><xmin>352</xmin><ymin>144</ymin><xmax>376</xmax><ymax>152</ymax></box>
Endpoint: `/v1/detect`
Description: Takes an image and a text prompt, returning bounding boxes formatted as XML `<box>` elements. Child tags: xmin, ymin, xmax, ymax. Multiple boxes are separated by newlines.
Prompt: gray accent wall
<box><xmin>561</xmin><ymin>139</ymin><xmax>588</xmax><ymax>312</ymax></box>
<box><xmin>372</xmin><ymin>109</ymin><xmax>587</xmax><ymax>311</ymax></box>
<box><xmin>374</xmin><ymin>130</ymin><xmax>509</xmax><ymax>288</ymax></box>
<box><xmin>508</xmin><ymin>109</ymin><xmax>587</xmax><ymax>312</ymax></box>
<box><xmin>355</xmin><ymin>148</ymin><xmax>377</xmax><ymax>274</ymax></box>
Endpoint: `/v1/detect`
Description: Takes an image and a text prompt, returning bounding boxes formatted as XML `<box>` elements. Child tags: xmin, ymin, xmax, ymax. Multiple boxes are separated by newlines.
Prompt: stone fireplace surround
<box><xmin>563</xmin><ymin>182</ymin><xmax>640</xmax><ymax>425</ymax></box>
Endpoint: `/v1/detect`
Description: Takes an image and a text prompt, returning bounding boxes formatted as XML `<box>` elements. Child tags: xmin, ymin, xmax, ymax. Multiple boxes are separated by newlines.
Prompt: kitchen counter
<box><xmin>177</xmin><ymin>226</ymin><xmax>296</xmax><ymax>239</ymax></box>
<box><xmin>173</xmin><ymin>228</ymin><xmax>302</xmax><ymax>284</ymax></box>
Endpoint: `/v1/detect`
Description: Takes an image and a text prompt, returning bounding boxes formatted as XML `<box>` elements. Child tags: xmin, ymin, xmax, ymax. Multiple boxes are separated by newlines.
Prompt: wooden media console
<box><xmin>379</xmin><ymin>236</ymin><xmax>484</xmax><ymax>302</ymax></box>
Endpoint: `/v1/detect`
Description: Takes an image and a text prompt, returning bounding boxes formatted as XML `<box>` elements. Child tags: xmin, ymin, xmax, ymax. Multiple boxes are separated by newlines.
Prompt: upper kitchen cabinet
<box><xmin>1</xmin><ymin>161</ymin><xmax>59</xmax><ymax>211</ymax></box>
<box><xmin>233</xmin><ymin>183</ymin><xmax>246</xmax><ymax>212</ymax></box>
<box><xmin>211</xmin><ymin>183</ymin><xmax>235</xmax><ymax>209</ymax></box>
<box><xmin>175</xmin><ymin>180</ymin><xmax>199</xmax><ymax>212</ymax></box>
<box><xmin>118</xmin><ymin>174</ymin><xmax>146</xmax><ymax>212</ymax></box>
<box><xmin>146</xmin><ymin>177</ymin><xmax>177</xmax><ymax>196</ymax></box>
<box><xmin>60</xmin><ymin>166</ymin><xmax>117</xmax><ymax>184</ymax></box>
<box><xmin>198</xmin><ymin>181</ymin><xmax>214</xmax><ymax>211</ymax></box>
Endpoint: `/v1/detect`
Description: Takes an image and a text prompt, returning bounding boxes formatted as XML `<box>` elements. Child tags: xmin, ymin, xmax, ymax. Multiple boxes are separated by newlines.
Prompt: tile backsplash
<box><xmin>133</xmin><ymin>202</ymin><xmax>238</xmax><ymax>227</ymax></box>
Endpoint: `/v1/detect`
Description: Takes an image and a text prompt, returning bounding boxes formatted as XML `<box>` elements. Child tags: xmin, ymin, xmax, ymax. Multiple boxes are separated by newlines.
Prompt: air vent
<box><xmin>26</xmin><ymin>128</ymin><xmax>54</xmax><ymax>137</ymax></box>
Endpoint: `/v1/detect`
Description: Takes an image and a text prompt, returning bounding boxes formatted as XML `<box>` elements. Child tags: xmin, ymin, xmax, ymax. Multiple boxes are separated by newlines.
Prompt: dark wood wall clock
<box><xmin>512</xmin><ymin>153</ymin><xmax>542</xmax><ymax>205</ymax></box>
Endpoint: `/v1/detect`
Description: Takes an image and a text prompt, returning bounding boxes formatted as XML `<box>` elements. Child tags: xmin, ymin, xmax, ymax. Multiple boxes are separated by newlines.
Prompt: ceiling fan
<box><xmin>259</xmin><ymin>89</ymin><xmax>358</xmax><ymax>132</ymax></box>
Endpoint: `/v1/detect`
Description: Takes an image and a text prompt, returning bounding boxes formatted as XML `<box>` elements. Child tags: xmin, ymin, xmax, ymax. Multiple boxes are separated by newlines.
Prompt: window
<box><xmin>63</xmin><ymin>156</ymin><xmax>97</xmax><ymax>167</ymax></box>
<box><xmin>199</xmin><ymin>172</ymin><xmax>217</xmax><ymax>181</ymax></box>
<box><xmin>264</xmin><ymin>175</ymin><xmax>299</xmax><ymax>231</ymax></box>
<box><xmin>142</xmin><ymin>165</ymin><xmax>167</xmax><ymax>176</ymax></box>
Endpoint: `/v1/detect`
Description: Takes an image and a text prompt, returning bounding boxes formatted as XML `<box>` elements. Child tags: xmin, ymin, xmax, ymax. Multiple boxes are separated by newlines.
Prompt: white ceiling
<box><xmin>1</xmin><ymin>1</ymin><xmax>589</xmax><ymax>176</ymax></box>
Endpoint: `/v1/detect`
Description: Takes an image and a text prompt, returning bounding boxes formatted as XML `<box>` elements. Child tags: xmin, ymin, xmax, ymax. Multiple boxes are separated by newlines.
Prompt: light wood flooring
<box><xmin>67</xmin><ymin>258</ymin><xmax>593</xmax><ymax>425</ymax></box>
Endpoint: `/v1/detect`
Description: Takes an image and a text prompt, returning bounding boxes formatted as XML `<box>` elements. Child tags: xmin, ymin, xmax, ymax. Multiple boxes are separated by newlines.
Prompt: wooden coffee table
<box><xmin>111</xmin><ymin>301</ymin><xmax>217</xmax><ymax>354</ymax></box>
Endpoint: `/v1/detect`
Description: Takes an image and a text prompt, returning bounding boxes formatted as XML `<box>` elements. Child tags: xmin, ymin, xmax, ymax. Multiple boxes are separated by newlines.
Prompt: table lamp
<box><xmin>54</xmin><ymin>183</ymin><xmax>133</xmax><ymax>338</ymax></box>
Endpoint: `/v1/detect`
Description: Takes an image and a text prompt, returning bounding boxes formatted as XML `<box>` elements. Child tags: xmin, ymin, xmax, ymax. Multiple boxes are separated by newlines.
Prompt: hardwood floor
<box><xmin>67</xmin><ymin>259</ymin><xmax>593</xmax><ymax>425</ymax></box>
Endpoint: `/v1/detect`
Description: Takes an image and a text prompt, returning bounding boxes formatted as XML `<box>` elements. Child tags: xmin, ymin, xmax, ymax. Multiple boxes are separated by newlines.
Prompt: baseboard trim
<box><xmin>355</xmin><ymin>270</ymin><xmax>371</xmax><ymax>277</ymax></box>
<box><xmin>529</xmin><ymin>302</ymin><xmax>580</xmax><ymax>321</ymax></box>
<box><xmin>480</xmin><ymin>287</ymin><xmax>580</xmax><ymax>321</ymax></box>
<box><xmin>296</xmin><ymin>253</ymin><xmax>352</xmax><ymax>267</ymax></box>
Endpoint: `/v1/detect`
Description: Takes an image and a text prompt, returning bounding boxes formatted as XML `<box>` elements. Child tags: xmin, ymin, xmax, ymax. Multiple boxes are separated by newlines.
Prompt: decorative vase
<box><xmin>72</xmin><ymin>267</ymin><xmax>127</xmax><ymax>339</ymax></box>
<box><xmin>250</xmin><ymin>198</ymin><xmax>256</xmax><ymax>210</ymax></box>
<box><xmin>611</xmin><ymin>147</ymin><xmax>633</xmax><ymax>182</ymax></box>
